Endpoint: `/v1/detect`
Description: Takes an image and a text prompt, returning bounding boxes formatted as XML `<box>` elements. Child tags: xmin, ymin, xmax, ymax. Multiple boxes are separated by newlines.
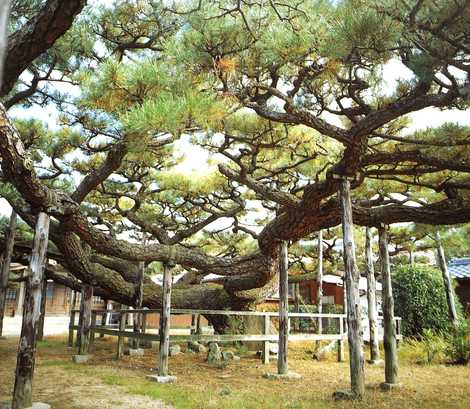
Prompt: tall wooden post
<box><xmin>134</xmin><ymin>259</ymin><xmax>145</xmax><ymax>348</ymax></box>
<box><xmin>12</xmin><ymin>212</ymin><xmax>50</xmax><ymax>409</ymax></box>
<box><xmin>316</xmin><ymin>230</ymin><xmax>323</xmax><ymax>335</ymax></box>
<box><xmin>68</xmin><ymin>290</ymin><xmax>77</xmax><ymax>347</ymax></box>
<box><xmin>278</xmin><ymin>241</ymin><xmax>289</xmax><ymax>375</ymax></box>
<box><xmin>100</xmin><ymin>299</ymin><xmax>108</xmax><ymax>338</ymax></box>
<box><xmin>158</xmin><ymin>262</ymin><xmax>173</xmax><ymax>377</ymax></box>
<box><xmin>378</xmin><ymin>225</ymin><xmax>399</xmax><ymax>388</ymax></box>
<box><xmin>15</xmin><ymin>280</ymin><xmax>25</xmax><ymax>317</ymax></box>
<box><xmin>78</xmin><ymin>285</ymin><xmax>93</xmax><ymax>356</ymax></box>
<box><xmin>0</xmin><ymin>209</ymin><xmax>17</xmax><ymax>337</ymax></box>
<box><xmin>365</xmin><ymin>227</ymin><xmax>380</xmax><ymax>363</ymax></box>
<box><xmin>435</xmin><ymin>232</ymin><xmax>459</xmax><ymax>327</ymax></box>
<box><xmin>339</xmin><ymin>179</ymin><xmax>365</xmax><ymax>398</ymax></box>
<box><xmin>37</xmin><ymin>277</ymin><xmax>47</xmax><ymax>341</ymax></box>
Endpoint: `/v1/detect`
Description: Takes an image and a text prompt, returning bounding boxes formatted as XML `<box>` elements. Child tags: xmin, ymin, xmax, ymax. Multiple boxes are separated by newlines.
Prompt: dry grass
<box><xmin>1</xmin><ymin>336</ymin><xmax>469</xmax><ymax>409</ymax></box>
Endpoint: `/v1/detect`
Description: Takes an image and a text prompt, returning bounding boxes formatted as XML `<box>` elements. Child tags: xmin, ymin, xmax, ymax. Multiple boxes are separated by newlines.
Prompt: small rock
<box><xmin>187</xmin><ymin>341</ymin><xmax>207</xmax><ymax>353</ymax></box>
<box><xmin>219</xmin><ymin>386</ymin><xmax>231</xmax><ymax>396</ymax></box>
<box><xmin>380</xmin><ymin>382</ymin><xmax>403</xmax><ymax>391</ymax></box>
<box><xmin>263</xmin><ymin>372</ymin><xmax>302</xmax><ymax>380</ymax></box>
<box><xmin>207</xmin><ymin>342</ymin><xmax>222</xmax><ymax>364</ymax></box>
<box><xmin>222</xmin><ymin>350</ymin><xmax>235</xmax><ymax>361</ymax></box>
<box><xmin>233</xmin><ymin>355</ymin><xmax>241</xmax><ymax>361</ymax></box>
<box><xmin>169</xmin><ymin>344</ymin><xmax>181</xmax><ymax>356</ymax></box>
<box><xmin>128</xmin><ymin>348</ymin><xmax>145</xmax><ymax>357</ymax></box>
<box><xmin>333</xmin><ymin>390</ymin><xmax>357</xmax><ymax>401</ymax></box>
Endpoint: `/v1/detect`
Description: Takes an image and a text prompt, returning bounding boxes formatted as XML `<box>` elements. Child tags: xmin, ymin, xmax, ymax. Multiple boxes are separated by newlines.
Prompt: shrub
<box><xmin>445</xmin><ymin>320</ymin><xmax>470</xmax><ymax>365</ymax></box>
<box><xmin>400</xmin><ymin>329</ymin><xmax>446</xmax><ymax>364</ymax></box>
<box><xmin>392</xmin><ymin>264</ymin><xmax>462</xmax><ymax>337</ymax></box>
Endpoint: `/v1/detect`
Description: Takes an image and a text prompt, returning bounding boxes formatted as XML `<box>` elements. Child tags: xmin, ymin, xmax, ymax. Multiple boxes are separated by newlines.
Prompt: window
<box><xmin>6</xmin><ymin>288</ymin><xmax>16</xmax><ymax>301</ymax></box>
<box><xmin>46</xmin><ymin>282</ymin><xmax>54</xmax><ymax>300</ymax></box>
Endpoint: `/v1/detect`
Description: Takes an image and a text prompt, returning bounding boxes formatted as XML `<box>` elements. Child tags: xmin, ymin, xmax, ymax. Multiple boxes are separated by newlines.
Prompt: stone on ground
<box><xmin>207</xmin><ymin>342</ymin><xmax>222</xmax><ymax>363</ymax></box>
<box><xmin>333</xmin><ymin>390</ymin><xmax>357</xmax><ymax>400</ymax></box>
<box><xmin>187</xmin><ymin>341</ymin><xmax>207</xmax><ymax>353</ymax></box>
<box><xmin>146</xmin><ymin>375</ymin><xmax>177</xmax><ymax>384</ymax></box>
<box><xmin>169</xmin><ymin>344</ymin><xmax>181</xmax><ymax>356</ymax></box>
<box><xmin>263</xmin><ymin>372</ymin><xmax>302</xmax><ymax>380</ymax></box>
<box><xmin>72</xmin><ymin>354</ymin><xmax>92</xmax><ymax>363</ymax></box>
<box><xmin>367</xmin><ymin>359</ymin><xmax>384</xmax><ymax>365</ymax></box>
<box><xmin>222</xmin><ymin>350</ymin><xmax>235</xmax><ymax>361</ymax></box>
<box><xmin>128</xmin><ymin>348</ymin><xmax>145</xmax><ymax>357</ymax></box>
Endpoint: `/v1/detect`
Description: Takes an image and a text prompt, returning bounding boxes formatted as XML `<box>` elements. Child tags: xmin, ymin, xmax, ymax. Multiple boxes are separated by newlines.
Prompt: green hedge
<box><xmin>392</xmin><ymin>264</ymin><xmax>462</xmax><ymax>338</ymax></box>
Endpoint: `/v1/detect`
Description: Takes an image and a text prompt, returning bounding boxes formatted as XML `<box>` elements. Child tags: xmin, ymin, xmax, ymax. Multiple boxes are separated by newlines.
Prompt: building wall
<box><xmin>4</xmin><ymin>282</ymin><xmax>105</xmax><ymax>317</ymax></box>
<box><xmin>455</xmin><ymin>279</ymin><xmax>470</xmax><ymax>315</ymax></box>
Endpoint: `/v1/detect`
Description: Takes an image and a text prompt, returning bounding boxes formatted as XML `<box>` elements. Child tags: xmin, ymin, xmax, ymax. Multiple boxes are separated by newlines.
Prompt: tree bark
<box><xmin>0</xmin><ymin>0</ymin><xmax>11</xmax><ymax>90</ymax></box>
<box><xmin>378</xmin><ymin>225</ymin><xmax>398</xmax><ymax>385</ymax></box>
<box><xmin>12</xmin><ymin>212</ymin><xmax>50</xmax><ymax>409</ymax></box>
<box><xmin>316</xmin><ymin>230</ymin><xmax>323</xmax><ymax>335</ymax></box>
<box><xmin>340</xmin><ymin>179</ymin><xmax>365</xmax><ymax>398</ymax></box>
<box><xmin>278</xmin><ymin>241</ymin><xmax>289</xmax><ymax>375</ymax></box>
<box><xmin>37</xmin><ymin>277</ymin><xmax>47</xmax><ymax>341</ymax></box>
<box><xmin>158</xmin><ymin>263</ymin><xmax>172</xmax><ymax>377</ymax></box>
<box><xmin>435</xmin><ymin>232</ymin><xmax>459</xmax><ymax>327</ymax></box>
<box><xmin>0</xmin><ymin>209</ymin><xmax>16</xmax><ymax>337</ymax></box>
<box><xmin>365</xmin><ymin>227</ymin><xmax>380</xmax><ymax>362</ymax></box>
<box><xmin>78</xmin><ymin>284</ymin><xmax>93</xmax><ymax>355</ymax></box>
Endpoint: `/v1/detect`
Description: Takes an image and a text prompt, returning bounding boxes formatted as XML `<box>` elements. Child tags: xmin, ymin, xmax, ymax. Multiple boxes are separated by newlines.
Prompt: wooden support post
<box><xmin>337</xmin><ymin>317</ymin><xmax>344</xmax><ymax>362</ymax></box>
<box><xmin>378</xmin><ymin>226</ymin><xmax>398</xmax><ymax>387</ymax></box>
<box><xmin>100</xmin><ymin>299</ymin><xmax>108</xmax><ymax>338</ymax></box>
<box><xmin>190</xmin><ymin>314</ymin><xmax>196</xmax><ymax>335</ymax></box>
<box><xmin>316</xmin><ymin>230</ymin><xmax>323</xmax><ymax>336</ymax></box>
<box><xmin>15</xmin><ymin>281</ymin><xmax>26</xmax><ymax>317</ymax></box>
<box><xmin>339</xmin><ymin>179</ymin><xmax>365</xmax><ymax>398</ymax></box>
<box><xmin>435</xmin><ymin>232</ymin><xmax>459</xmax><ymax>327</ymax></box>
<box><xmin>116</xmin><ymin>311</ymin><xmax>126</xmax><ymax>360</ymax></box>
<box><xmin>75</xmin><ymin>291</ymin><xmax>83</xmax><ymax>348</ymax></box>
<box><xmin>158</xmin><ymin>262</ymin><xmax>173</xmax><ymax>377</ymax></box>
<box><xmin>89</xmin><ymin>311</ymin><xmax>97</xmax><ymax>351</ymax></box>
<box><xmin>134</xmin><ymin>259</ymin><xmax>145</xmax><ymax>349</ymax></box>
<box><xmin>278</xmin><ymin>241</ymin><xmax>289</xmax><ymax>375</ymax></box>
<box><xmin>37</xmin><ymin>277</ymin><xmax>47</xmax><ymax>341</ymax></box>
<box><xmin>78</xmin><ymin>285</ymin><xmax>93</xmax><ymax>355</ymax></box>
<box><xmin>196</xmin><ymin>313</ymin><xmax>201</xmax><ymax>334</ymax></box>
<box><xmin>12</xmin><ymin>212</ymin><xmax>50</xmax><ymax>409</ymax></box>
<box><xmin>68</xmin><ymin>290</ymin><xmax>77</xmax><ymax>347</ymax></box>
<box><xmin>263</xmin><ymin>314</ymin><xmax>270</xmax><ymax>364</ymax></box>
<box><xmin>0</xmin><ymin>209</ymin><xmax>17</xmax><ymax>337</ymax></box>
<box><xmin>365</xmin><ymin>227</ymin><xmax>380</xmax><ymax>363</ymax></box>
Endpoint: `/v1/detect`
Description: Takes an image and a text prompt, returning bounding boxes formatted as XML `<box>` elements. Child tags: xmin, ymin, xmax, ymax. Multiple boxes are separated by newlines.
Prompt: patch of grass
<box><xmin>37</xmin><ymin>339</ymin><xmax>65</xmax><ymax>349</ymax></box>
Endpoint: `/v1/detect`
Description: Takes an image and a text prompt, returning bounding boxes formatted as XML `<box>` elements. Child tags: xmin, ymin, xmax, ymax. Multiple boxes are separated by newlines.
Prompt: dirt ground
<box><xmin>1</xmin><ymin>336</ymin><xmax>469</xmax><ymax>409</ymax></box>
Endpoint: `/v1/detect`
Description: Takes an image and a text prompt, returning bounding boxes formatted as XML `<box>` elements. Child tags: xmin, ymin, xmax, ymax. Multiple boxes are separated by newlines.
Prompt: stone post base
<box><xmin>127</xmin><ymin>348</ymin><xmax>145</xmax><ymax>357</ymax></box>
<box><xmin>72</xmin><ymin>354</ymin><xmax>92</xmax><ymax>363</ymax></box>
<box><xmin>263</xmin><ymin>372</ymin><xmax>302</xmax><ymax>380</ymax></box>
<box><xmin>380</xmin><ymin>382</ymin><xmax>403</xmax><ymax>391</ymax></box>
<box><xmin>367</xmin><ymin>359</ymin><xmax>384</xmax><ymax>365</ymax></box>
<box><xmin>1</xmin><ymin>401</ymin><xmax>51</xmax><ymax>409</ymax></box>
<box><xmin>146</xmin><ymin>375</ymin><xmax>177</xmax><ymax>383</ymax></box>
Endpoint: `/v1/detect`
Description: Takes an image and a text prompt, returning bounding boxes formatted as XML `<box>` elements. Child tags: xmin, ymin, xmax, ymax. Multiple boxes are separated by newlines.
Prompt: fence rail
<box><xmin>69</xmin><ymin>308</ymin><xmax>402</xmax><ymax>364</ymax></box>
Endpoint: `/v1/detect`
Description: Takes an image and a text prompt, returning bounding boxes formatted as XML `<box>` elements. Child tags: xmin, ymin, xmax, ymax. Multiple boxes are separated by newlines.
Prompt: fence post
<box><xmin>116</xmin><ymin>311</ymin><xmax>126</xmax><ymax>360</ymax></box>
<box><xmin>263</xmin><ymin>314</ymin><xmax>270</xmax><ymax>364</ymax></box>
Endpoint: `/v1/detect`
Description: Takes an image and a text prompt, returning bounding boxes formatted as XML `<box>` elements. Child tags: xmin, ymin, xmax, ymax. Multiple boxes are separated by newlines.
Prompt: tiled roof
<box><xmin>448</xmin><ymin>257</ymin><xmax>470</xmax><ymax>280</ymax></box>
